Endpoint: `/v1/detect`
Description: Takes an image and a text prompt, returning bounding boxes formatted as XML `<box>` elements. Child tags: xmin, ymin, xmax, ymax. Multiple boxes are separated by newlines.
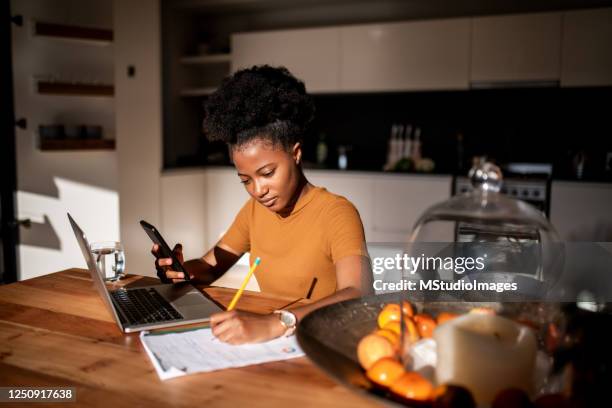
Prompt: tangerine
<box><xmin>378</xmin><ymin>303</ymin><xmax>402</xmax><ymax>328</ymax></box>
<box><xmin>383</xmin><ymin>321</ymin><xmax>401</xmax><ymax>336</ymax></box>
<box><xmin>402</xmin><ymin>300</ymin><xmax>415</xmax><ymax>317</ymax></box>
<box><xmin>365</xmin><ymin>357</ymin><xmax>405</xmax><ymax>388</ymax></box>
<box><xmin>375</xmin><ymin>328</ymin><xmax>400</xmax><ymax>350</ymax></box>
<box><xmin>413</xmin><ymin>313</ymin><xmax>437</xmax><ymax>338</ymax></box>
<box><xmin>404</xmin><ymin>318</ymin><xmax>420</xmax><ymax>344</ymax></box>
<box><xmin>390</xmin><ymin>371</ymin><xmax>434</xmax><ymax>401</ymax></box>
<box><xmin>357</xmin><ymin>333</ymin><xmax>396</xmax><ymax>370</ymax></box>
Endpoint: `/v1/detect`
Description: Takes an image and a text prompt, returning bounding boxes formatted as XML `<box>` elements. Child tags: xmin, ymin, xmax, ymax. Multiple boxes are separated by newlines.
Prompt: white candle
<box><xmin>434</xmin><ymin>313</ymin><xmax>537</xmax><ymax>405</ymax></box>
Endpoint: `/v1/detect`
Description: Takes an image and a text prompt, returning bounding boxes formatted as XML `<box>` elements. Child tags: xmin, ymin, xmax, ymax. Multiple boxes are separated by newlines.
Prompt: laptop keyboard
<box><xmin>110</xmin><ymin>288</ymin><xmax>183</xmax><ymax>326</ymax></box>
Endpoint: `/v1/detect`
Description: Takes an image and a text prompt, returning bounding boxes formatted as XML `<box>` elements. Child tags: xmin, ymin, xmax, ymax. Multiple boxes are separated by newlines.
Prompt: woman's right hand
<box><xmin>151</xmin><ymin>243</ymin><xmax>186</xmax><ymax>283</ymax></box>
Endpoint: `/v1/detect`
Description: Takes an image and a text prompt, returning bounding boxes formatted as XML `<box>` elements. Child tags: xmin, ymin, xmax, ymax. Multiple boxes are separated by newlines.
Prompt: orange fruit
<box><xmin>378</xmin><ymin>303</ymin><xmax>401</xmax><ymax>328</ymax></box>
<box><xmin>357</xmin><ymin>333</ymin><xmax>396</xmax><ymax>370</ymax></box>
<box><xmin>375</xmin><ymin>328</ymin><xmax>400</xmax><ymax>350</ymax></box>
<box><xmin>366</xmin><ymin>357</ymin><xmax>405</xmax><ymax>388</ymax></box>
<box><xmin>436</xmin><ymin>312</ymin><xmax>459</xmax><ymax>325</ymax></box>
<box><xmin>404</xmin><ymin>318</ymin><xmax>420</xmax><ymax>344</ymax></box>
<box><xmin>383</xmin><ymin>321</ymin><xmax>401</xmax><ymax>336</ymax></box>
<box><xmin>402</xmin><ymin>301</ymin><xmax>415</xmax><ymax>317</ymax></box>
<box><xmin>390</xmin><ymin>371</ymin><xmax>434</xmax><ymax>401</ymax></box>
<box><xmin>413</xmin><ymin>313</ymin><xmax>437</xmax><ymax>338</ymax></box>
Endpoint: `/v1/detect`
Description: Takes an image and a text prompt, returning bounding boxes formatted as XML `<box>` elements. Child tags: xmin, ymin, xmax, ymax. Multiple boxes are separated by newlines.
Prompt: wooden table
<box><xmin>0</xmin><ymin>269</ymin><xmax>377</xmax><ymax>407</ymax></box>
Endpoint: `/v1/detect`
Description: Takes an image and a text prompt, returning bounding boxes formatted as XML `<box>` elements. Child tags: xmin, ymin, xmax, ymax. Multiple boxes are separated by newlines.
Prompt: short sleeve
<box><xmin>218</xmin><ymin>200</ymin><xmax>251</xmax><ymax>254</ymax></box>
<box><xmin>326</xmin><ymin>198</ymin><xmax>369</xmax><ymax>262</ymax></box>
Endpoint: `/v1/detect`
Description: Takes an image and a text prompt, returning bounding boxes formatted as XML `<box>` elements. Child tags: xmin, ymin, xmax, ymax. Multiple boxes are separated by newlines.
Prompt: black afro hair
<box><xmin>203</xmin><ymin>65</ymin><xmax>316</xmax><ymax>150</ymax></box>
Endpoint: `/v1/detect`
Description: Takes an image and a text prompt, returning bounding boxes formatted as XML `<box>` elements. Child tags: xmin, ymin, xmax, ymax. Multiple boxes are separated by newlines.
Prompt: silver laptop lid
<box><xmin>67</xmin><ymin>213</ymin><xmax>125</xmax><ymax>330</ymax></box>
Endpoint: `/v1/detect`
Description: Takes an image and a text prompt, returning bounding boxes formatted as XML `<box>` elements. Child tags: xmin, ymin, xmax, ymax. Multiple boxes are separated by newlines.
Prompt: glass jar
<box><xmin>398</xmin><ymin>162</ymin><xmax>567</xmax><ymax>405</ymax></box>
<box><xmin>404</xmin><ymin>162</ymin><xmax>562</xmax><ymax>301</ymax></box>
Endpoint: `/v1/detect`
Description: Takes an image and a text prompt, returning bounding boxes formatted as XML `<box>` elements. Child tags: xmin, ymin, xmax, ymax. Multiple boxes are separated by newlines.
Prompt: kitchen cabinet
<box><xmin>178</xmin><ymin>53</ymin><xmax>231</xmax><ymax>97</ymax></box>
<box><xmin>231</xmin><ymin>27</ymin><xmax>341</xmax><ymax>93</ymax></box>
<box><xmin>305</xmin><ymin>170</ymin><xmax>375</xmax><ymax>239</ymax></box>
<box><xmin>203</xmin><ymin>168</ymin><xmax>250</xmax><ymax>249</ymax></box>
<box><xmin>371</xmin><ymin>174</ymin><xmax>451</xmax><ymax>242</ymax></box>
<box><xmin>340</xmin><ymin>19</ymin><xmax>471</xmax><ymax>91</ymax></box>
<box><xmin>470</xmin><ymin>12</ymin><xmax>562</xmax><ymax>83</ymax></box>
<box><xmin>163</xmin><ymin>168</ymin><xmax>452</xmax><ymax>250</ymax></box>
<box><xmin>550</xmin><ymin>181</ymin><xmax>612</xmax><ymax>241</ymax></box>
<box><xmin>561</xmin><ymin>8</ymin><xmax>612</xmax><ymax>87</ymax></box>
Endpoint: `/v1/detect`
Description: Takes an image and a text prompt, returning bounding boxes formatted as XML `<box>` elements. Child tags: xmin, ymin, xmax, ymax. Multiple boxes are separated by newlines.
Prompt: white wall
<box><xmin>160</xmin><ymin>168</ymin><xmax>255</xmax><ymax>289</ymax></box>
<box><xmin>114</xmin><ymin>0</ymin><xmax>163</xmax><ymax>277</ymax></box>
<box><xmin>11</xmin><ymin>0</ymin><xmax>119</xmax><ymax>280</ymax></box>
<box><xmin>160</xmin><ymin>169</ymin><xmax>207</xmax><ymax>262</ymax></box>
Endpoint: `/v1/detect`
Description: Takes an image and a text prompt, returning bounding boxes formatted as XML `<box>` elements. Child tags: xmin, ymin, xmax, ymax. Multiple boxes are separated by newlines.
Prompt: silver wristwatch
<box><xmin>273</xmin><ymin>310</ymin><xmax>297</xmax><ymax>337</ymax></box>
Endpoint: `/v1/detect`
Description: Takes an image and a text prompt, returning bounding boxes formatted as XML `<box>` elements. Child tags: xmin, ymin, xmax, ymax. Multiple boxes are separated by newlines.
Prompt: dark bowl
<box><xmin>294</xmin><ymin>293</ymin><xmax>596</xmax><ymax>407</ymax></box>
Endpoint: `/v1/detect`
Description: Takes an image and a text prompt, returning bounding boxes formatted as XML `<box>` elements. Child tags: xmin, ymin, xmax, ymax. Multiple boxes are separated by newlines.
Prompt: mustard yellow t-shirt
<box><xmin>219</xmin><ymin>187</ymin><xmax>368</xmax><ymax>301</ymax></box>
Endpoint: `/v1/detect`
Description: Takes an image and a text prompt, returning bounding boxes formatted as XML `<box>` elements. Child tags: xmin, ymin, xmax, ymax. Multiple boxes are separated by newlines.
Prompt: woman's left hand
<box><xmin>210</xmin><ymin>310</ymin><xmax>285</xmax><ymax>344</ymax></box>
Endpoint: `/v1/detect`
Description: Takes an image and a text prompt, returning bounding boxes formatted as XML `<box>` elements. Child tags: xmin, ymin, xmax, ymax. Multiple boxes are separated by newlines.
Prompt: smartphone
<box><xmin>140</xmin><ymin>220</ymin><xmax>189</xmax><ymax>282</ymax></box>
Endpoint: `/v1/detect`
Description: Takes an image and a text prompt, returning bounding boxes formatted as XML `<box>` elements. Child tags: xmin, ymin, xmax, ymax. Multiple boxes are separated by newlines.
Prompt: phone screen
<box><xmin>140</xmin><ymin>220</ymin><xmax>189</xmax><ymax>282</ymax></box>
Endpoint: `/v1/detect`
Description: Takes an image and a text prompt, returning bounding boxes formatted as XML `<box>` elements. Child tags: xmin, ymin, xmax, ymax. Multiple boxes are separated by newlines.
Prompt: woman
<box><xmin>153</xmin><ymin>65</ymin><xmax>372</xmax><ymax>344</ymax></box>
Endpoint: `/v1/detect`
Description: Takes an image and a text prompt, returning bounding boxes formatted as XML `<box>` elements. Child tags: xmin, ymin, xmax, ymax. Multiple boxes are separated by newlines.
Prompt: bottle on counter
<box><xmin>338</xmin><ymin>145</ymin><xmax>348</xmax><ymax>170</ymax></box>
<box><xmin>316</xmin><ymin>133</ymin><xmax>328</xmax><ymax>166</ymax></box>
<box><xmin>396</xmin><ymin>124</ymin><xmax>405</xmax><ymax>163</ymax></box>
<box><xmin>456</xmin><ymin>132</ymin><xmax>465</xmax><ymax>172</ymax></box>
<box><xmin>384</xmin><ymin>124</ymin><xmax>398</xmax><ymax>170</ymax></box>
<box><xmin>573</xmin><ymin>151</ymin><xmax>586</xmax><ymax>179</ymax></box>
<box><xmin>402</xmin><ymin>124</ymin><xmax>413</xmax><ymax>160</ymax></box>
<box><xmin>411</xmin><ymin>127</ymin><xmax>422</xmax><ymax>163</ymax></box>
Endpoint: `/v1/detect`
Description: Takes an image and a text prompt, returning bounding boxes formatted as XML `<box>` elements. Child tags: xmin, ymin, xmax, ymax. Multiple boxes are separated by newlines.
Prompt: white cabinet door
<box><xmin>204</xmin><ymin>168</ymin><xmax>250</xmax><ymax>250</ymax></box>
<box><xmin>550</xmin><ymin>181</ymin><xmax>612</xmax><ymax>241</ymax></box>
<box><xmin>471</xmin><ymin>12</ymin><xmax>562</xmax><ymax>83</ymax></box>
<box><xmin>340</xmin><ymin>18</ymin><xmax>470</xmax><ymax>91</ymax></box>
<box><xmin>305</xmin><ymin>170</ymin><xmax>375</xmax><ymax>241</ymax></box>
<box><xmin>231</xmin><ymin>28</ymin><xmax>340</xmax><ymax>93</ymax></box>
<box><xmin>160</xmin><ymin>170</ymin><xmax>207</xmax><ymax>262</ymax></box>
<box><xmin>561</xmin><ymin>8</ymin><xmax>612</xmax><ymax>87</ymax></box>
<box><xmin>371</xmin><ymin>175</ymin><xmax>451</xmax><ymax>242</ymax></box>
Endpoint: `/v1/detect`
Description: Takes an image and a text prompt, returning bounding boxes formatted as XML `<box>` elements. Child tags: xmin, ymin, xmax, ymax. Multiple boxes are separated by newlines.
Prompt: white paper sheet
<box><xmin>140</xmin><ymin>328</ymin><xmax>304</xmax><ymax>380</ymax></box>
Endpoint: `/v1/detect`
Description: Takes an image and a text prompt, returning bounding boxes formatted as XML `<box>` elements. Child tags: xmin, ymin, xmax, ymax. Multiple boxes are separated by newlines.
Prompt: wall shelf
<box><xmin>40</xmin><ymin>139</ymin><xmax>115</xmax><ymax>151</ymax></box>
<box><xmin>180</xmin><ymin>53</ymin><xmax>231</xmax><ymax>65</ymax></box>
<box><xmin>37</xmin><ymin>81</ymin><xmax>114</xmax><ymax>97</ymax></box>
<box><xmin>179</xmin><ymin>87</ymin><xmax>216</xmax><ymax>97</ymax></box>
<box><xmin>34</xmin><ymin>21</ymin><xmax>113</xmax><ymax>45</ymax></box>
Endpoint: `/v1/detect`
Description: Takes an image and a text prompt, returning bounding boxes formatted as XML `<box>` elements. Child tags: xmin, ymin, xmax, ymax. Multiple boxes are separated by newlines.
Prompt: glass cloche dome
<box><xmin>406</xmin><ymin>162</ymin><xmax>562</xmax><ymax>300</ymax></box>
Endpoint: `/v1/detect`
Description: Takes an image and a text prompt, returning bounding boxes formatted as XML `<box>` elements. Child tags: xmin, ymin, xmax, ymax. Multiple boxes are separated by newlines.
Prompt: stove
<box><xmin>452</xmin><ymin>174</ymin><xmax>551</xmax><ymax>217</ymax></box>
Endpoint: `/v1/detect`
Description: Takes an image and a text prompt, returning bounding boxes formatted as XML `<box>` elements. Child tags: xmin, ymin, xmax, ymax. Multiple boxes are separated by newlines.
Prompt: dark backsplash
<box><xmin>305</xmin><ymin>87</ymin><xmax>612</xmax><ymax>180</ymax></box>
<box><xmin>165</xmin><ymin>86</ymin><xmax>612</xmax><ymax>182</ymax></box>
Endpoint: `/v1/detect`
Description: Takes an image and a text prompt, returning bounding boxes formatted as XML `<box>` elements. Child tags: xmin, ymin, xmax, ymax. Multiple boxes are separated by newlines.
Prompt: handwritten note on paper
<box><xmin>140</xmin><ymin>328</ymin><xmax>304</xmax><ymax>380</ymax></box>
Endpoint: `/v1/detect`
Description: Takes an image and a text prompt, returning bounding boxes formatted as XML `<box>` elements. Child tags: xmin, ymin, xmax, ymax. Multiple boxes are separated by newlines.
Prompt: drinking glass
<box><xmin>90</xmin><ymin>241</ymin><xmax>126</xmax><ymax>281</ymax></box>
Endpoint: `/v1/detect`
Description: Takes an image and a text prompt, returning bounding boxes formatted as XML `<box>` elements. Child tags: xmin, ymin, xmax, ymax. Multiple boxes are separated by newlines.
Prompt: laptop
<box><xmin>68</xmin><ymin>213</ymin><xmax>222</xmax><ymax>333</ymax></box>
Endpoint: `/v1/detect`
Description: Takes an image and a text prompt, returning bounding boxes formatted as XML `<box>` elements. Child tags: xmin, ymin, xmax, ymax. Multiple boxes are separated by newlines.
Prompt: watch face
<box><xmin>281</xmin><ymin>311</ymin><xmax>297</xmax><ymax>327</ymax></box>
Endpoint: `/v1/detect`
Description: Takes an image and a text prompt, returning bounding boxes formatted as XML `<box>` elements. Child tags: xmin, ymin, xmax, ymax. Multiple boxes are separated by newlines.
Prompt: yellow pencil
<box><xmin>227</xmin><ymin>257</ymin><xmax>261</xmax><ymax>311</ymax></box>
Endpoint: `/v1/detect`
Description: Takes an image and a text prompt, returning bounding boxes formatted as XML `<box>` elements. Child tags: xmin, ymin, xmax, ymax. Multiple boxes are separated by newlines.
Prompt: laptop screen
<box><xmin>67</xmin><ymin>213</ymin><xmax>124</xmax><ymax>329</ymax></box>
